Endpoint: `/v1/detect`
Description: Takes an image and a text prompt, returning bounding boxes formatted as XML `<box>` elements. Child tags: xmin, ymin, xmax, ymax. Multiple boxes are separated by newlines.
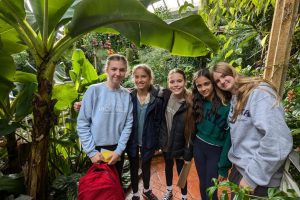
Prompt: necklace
<box><xmin>137</xmin><ymin>93</ymin><xmax>150</xmax><ymax>105</ymax></box>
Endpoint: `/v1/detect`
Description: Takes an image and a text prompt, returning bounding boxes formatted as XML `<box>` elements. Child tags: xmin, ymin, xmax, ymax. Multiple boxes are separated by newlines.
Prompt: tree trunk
<box><xmin>26</xmin><ymin>62</ymin><xmax>56</xmax><ymax>200</ymax></box>
<box><xmin>263</xmin><ymin>0</ymin><xmax>300</xmax><ymax>96</ymax></box>
<box><xmin>5</xmin><ymin>132</ymin><xmax>21</xmax><ymax>174</ymax></box>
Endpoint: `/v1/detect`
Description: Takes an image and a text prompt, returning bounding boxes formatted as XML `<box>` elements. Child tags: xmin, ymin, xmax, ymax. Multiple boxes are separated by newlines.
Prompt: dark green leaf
<box><xmin>0</xmin><ymin>0</ymin><xmax>26</xmax><ymax>25</ymax></box>
<box><xmin>0</xmin><ymin>19</ymin><xmax>27</xmax><ymax>54</ymax></box>
<box><xmin>29</xmin><ymin>0</ymin><xmax>74</xmax><ymax>34</ymax></box>
<box><xmin>14</xmin><ymin>71</ymin><xmax>37</xmax><ymax>83</ymax></box>
<box><xmin>0</xmin><ymin>119</ymin><xmax>21</xmax><ymax>136</ymax></box>
<box><xmin>68</xmin><ymin>0</ymin><xmax>219</xmax><ymax>56</ymax></box>
<box><xmin>15</xmin><ymin>83</ymin><xmax>36</xmax><ymax>121</ymax></box>
<box><xmin>0</xmin><ymin>53</ymin><xmax>16</xmax><ymax>101</ymax></box>
<box><xmin>0</xmin><ymin>173</ymin><xmax>25</xmax><ymax>193</ymax></box>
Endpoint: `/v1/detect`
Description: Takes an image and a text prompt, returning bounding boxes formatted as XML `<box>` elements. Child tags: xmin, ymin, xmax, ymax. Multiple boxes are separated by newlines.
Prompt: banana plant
<box><xmin>0</xmin><ymin>0</ymin><xmax>219</xmax><ymax>199</ymax></box>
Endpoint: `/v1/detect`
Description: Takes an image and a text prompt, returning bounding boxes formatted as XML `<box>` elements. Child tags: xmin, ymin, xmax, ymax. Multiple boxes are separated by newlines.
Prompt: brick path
<box><xmin>125</xmin><ymin>155</ymin><xmax>201</xmax><ymax>200</ymax></box>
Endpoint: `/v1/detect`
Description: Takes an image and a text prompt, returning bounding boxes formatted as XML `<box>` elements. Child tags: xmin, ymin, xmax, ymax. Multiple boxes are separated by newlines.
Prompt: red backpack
<box><xmin>78</xmin><ymin>163</ymin><xmax>125</xmax><ymax>200</ymax></box>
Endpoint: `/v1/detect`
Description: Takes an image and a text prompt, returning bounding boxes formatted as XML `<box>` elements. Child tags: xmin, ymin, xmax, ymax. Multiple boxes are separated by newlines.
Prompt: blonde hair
<box><xmin>132</xmin><ymin>64</ymin><xmax>154</xmax><ymax>84</ymax></box>
<box><xmin>212</xmin><ymin>62</ymin><xmax>279</xmax><ymax>122</ymax></box>
<box><xmin>104</xmin><ymin>54</ymin><xmax>128</xmax><ymax>71</ymax></box>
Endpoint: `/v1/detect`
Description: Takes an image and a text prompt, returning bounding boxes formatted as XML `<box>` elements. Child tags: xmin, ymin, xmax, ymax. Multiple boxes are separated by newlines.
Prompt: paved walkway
<box><xmin>125</xmin><ymin>155</ymin><xmax>201</xmax><ymax>200</ymax></box>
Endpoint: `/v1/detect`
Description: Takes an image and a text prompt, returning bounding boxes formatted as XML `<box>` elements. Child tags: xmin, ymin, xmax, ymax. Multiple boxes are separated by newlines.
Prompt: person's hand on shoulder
<box><xmin>74</xmin><ymin>101</ymin><xmax>82</xmax><ymax>112</ymax></box>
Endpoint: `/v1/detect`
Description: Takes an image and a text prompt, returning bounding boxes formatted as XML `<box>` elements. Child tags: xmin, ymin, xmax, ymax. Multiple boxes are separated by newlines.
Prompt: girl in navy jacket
<box><xmin>126</xmin><ymin>64</ymin><xmax>163</xmax><ymax>200</ymax></box>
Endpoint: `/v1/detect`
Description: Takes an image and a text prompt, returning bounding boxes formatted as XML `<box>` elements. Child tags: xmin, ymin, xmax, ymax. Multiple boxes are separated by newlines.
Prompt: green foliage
<box><xmin>153</xmin><ymin>6</ymin><xmax>172</xmax><ymax>20</ymax></box>
<box><xmin>0</xmin><ymin>173</ymin><xmax>25</xmax><ymax>194</ymax></box>
<box><xmin>0</xmin><ymin>119</ymin><xmax>22</xmax><ymax>137</ymax></box>
<box><xmin>199</xmin><ymin>0</ymin><xmax>274</xmax><ymax>68</ymax></box>
<box><xmin>52</xmin><ymin>84</ymin><xmax>78</xmax><ymax>111</ymax></box>
<box><xmin>51</xmin><ymin>173</ymin><xmax>82</xmax><ymax>200</ymax></box>
<box><xmin>68</xmin><ymin>0</ymin><xmax>219</xmax><ymax>56</ymax></box>
<box><xmin>208</xmin><ymin>178</ymin><xmax>299</xmax><ymax>200</ymax></box>
<box><xmin>138</xmin><ymin>47</ymin><xmax>203</xmax><ymax>87</ymax></box>
<box><xmin>178</xmin><ymin>1</ymin><xmax>195</xmax><ymax>15</ymax></box>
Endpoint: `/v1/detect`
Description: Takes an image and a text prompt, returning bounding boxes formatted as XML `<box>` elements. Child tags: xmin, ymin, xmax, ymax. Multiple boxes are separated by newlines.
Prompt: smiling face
<box><xmin>212</xmin><ymin>71</ymin><xmax>235</xmax><ymax>93</ymax></box>
<box><xmin>168</xmin><ymin>72</ymin><xmax>186</xmax><ymax>98</ymax></box>
<box><xmin>195</xmin><ymin>76</ymin><xmax>214</xmax><ymax>100</ymax></box>
<box><xmin>133</xmin><ymin>68</ymin><xmax>152</xmax><ymax>91</ymax></box>
<box><xmin>106</xmin><ymin>60</ymin><xmax>127</xmax><ymax>88</ymax></box>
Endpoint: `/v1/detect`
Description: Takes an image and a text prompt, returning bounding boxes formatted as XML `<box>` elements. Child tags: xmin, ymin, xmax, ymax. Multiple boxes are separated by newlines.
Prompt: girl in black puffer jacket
<box><xmin>159</xmin><ymin>69</ymin><xmax>195</xmax><ymax>200</ymax></box>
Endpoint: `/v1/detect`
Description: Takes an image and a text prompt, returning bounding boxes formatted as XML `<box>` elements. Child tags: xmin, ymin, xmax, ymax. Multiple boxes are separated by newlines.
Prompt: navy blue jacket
<box><xmin>126</xmin><ymin>85</ymin><xmax>164</xmax><ymax>161</ymax></box>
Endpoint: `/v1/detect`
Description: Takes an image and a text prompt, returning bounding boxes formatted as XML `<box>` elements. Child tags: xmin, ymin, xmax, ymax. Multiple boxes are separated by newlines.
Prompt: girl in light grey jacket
<box><xmin>211</xmin><ymin>62</ymin><xmax>293</xmax><ymax>197</ymax></box>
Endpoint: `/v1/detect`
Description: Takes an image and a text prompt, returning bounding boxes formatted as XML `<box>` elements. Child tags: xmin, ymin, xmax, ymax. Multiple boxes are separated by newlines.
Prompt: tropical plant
<box><xmin>0</xmin><ymin>1</ymin><xmax>219</xmax><ymax>198</ymax></box>
<box><xmin>197</xmin><ymin>0</ymin><xmax>275</xmax><ymax>68</ymax></box>
<box><xmin>208</xmin><ymin>178</ymin><xmax>299</xmax><ymax>200</ymax></box>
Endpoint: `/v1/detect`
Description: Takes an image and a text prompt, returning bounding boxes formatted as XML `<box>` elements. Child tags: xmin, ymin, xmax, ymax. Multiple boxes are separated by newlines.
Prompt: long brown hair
<box><xmin>192</xmin><ymin>68</ymin><xmax>229</xmax><ymax>123</ymax></box>
<box><xmin>212</xmin><ymin>62</ymin><xmax>279</xmax><ymax>122</ymax></box>
<box><xmin>168</xmin><ymin>69</ymin><xmax>195</xmax><ymax>144</ymax></box>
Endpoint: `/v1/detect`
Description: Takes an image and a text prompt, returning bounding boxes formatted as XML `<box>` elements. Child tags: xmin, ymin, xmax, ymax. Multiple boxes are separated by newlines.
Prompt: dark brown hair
<box><xmin>192</xmin><ymin>68</ymin><xmax>229</xmax><ymax>123</ymax></box>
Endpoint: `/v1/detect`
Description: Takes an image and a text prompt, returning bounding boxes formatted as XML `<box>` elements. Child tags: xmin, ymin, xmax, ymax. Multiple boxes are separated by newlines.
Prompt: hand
<box><xmin>90</xmin><ymin>152</ymin><xmax>103</xmax><ymax>163</ymax></box>
<box><xmin>239</xmin><ymin>178</ymin><xmax>254</xmax><ymax>192</ymax></box>
<box><xmin>74</xmin><ymin>101</ymin><xmax>82</xmax><ymax>112</ymax></box>
<box><xmin>218</xmin><ymin>175</ymin><xmax>226</xmax><ymax>182</ymax></box>
<box><xmin>108</xmin><ymin>151</ymin><xmax>120</xmax><ymax>165</ymax></box>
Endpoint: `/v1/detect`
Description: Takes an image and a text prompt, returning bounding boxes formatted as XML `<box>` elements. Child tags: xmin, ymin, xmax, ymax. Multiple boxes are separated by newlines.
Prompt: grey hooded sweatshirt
<box><xmin>228</xmin><ymin>83</ymin><xmax>292</xmax><ymax>189</ymax></box>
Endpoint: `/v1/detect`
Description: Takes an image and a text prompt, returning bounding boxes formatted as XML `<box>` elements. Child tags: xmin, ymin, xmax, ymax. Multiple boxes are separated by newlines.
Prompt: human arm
<box><xmin>76</xmin><ymin>87</ymin><xmax>99</xmax><ymax>158</ymax></box>
<box><xmin>218</xmin><ymin>128</ymin><xmax>232</xmax><ymax>179</ymax></box>
<box><xmin>91</xmin><ymin>152</ymin><xmax>104</xmax><ymax>163</ymax></box>
<box><xmin>242</xmin><ymin>89</ymin><xmax>292</xmax><ymax>189</ymax></box>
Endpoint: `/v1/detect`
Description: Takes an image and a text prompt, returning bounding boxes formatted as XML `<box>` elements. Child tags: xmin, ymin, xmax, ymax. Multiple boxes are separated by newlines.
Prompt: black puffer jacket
<box><xmin>159</xmin><ymin>89</ymin><xmax>193</xmax><ymax>161</ymax></box>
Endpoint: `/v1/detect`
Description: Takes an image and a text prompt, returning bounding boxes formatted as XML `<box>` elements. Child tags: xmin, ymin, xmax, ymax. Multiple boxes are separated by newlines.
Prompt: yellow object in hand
<box><xmin>101</xmin><ymin>151</ymin><xmax>112</xmax><ymax>162</ymax></box>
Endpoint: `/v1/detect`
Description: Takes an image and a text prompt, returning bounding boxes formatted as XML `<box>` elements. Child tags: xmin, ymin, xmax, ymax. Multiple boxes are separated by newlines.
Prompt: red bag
<box><xmin>78</xmin><ymin>163</ymin><xmax>125</xmax><ymax>200</ymax></box>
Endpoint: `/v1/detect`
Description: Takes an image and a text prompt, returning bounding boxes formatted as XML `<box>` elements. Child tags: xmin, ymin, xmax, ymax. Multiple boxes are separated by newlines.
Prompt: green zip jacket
<box><xmin>195</xmin><ymin>100</ymin><xmax>232</xmax><ymax>177</ymax></box>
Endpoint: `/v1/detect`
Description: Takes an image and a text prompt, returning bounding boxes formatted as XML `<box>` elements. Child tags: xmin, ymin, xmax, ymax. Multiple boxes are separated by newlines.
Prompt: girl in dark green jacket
<box><xmin>192</xmin><ymin>68</ymin><xmax>232</xmax><ymax>200</ymax></box>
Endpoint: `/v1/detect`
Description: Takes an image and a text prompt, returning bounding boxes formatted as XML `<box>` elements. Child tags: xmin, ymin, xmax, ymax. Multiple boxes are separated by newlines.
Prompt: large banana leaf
<box><xmin>0</xmin><ymin>19</ymin><xmax>27</xmax><ymax>55</ymax></box>
<box><xmin>0</xmin><ymin>0</ymin><xmax>25</xmax><ymax>24</ymax></box>
<box><xmin>52</xmin><ymin>83</ymin><xmax>77</xmax><ymax>111</ymax></box>
<box><xmin>15</xmin><ymin>83</ymin><xmax>37</xmax><ymax>121</ymax></box>
<box><xmin>68</xmin><ymin>0</ymin><xmax>219</xmax><ymax>56</ymax></box>
<box><xmin>29</xmin><ymin>0</ymin><xmax>74</xmax><ymax>34</ymax></box>
<box><xmin>0</xmin><ymin>53</ymin><xmax>16</xmax><ymax>103</ymax></box>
